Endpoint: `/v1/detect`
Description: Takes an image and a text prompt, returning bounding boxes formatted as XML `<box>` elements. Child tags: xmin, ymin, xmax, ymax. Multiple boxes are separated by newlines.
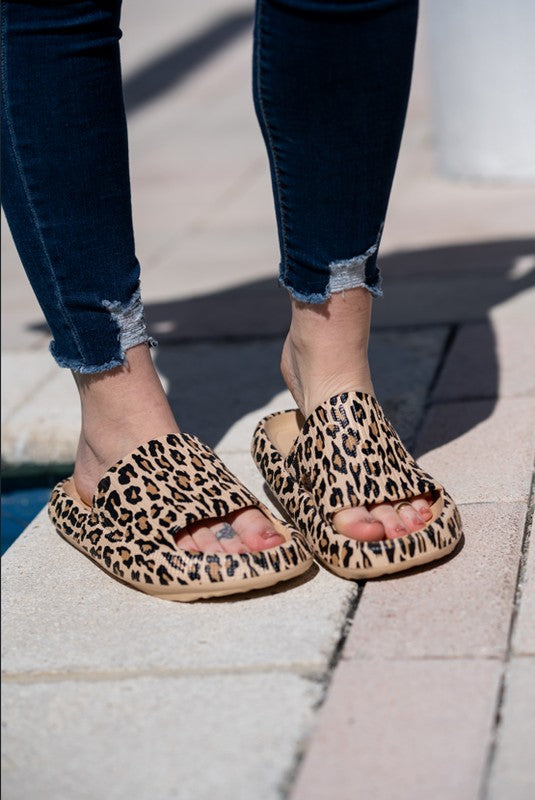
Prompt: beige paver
<box><xmin>372</xmin><ymin>275</ymin><xmax>534</xmax><ymax>329</ymax></box>
<box><xmin>342</xmin><ymin>502</ymin><xmax>526</xmax><ymax>660</ymax></box>
<box><xmin>2</xmin><ymin>671</ymin><xmax>321</xmax><ymax>800</ymax></box>
<box><xmin>416</xmin><ymin>396</ymin><xmax>535</xmax><ymax>505</ymax></box>
<box><xmin>1</xmin><ymin>352</ymin><xmax>55</xmax><ymax>425</ymax></box>
<box><xmin>487</xmin><ymin>658</ymin><xmax>535</xmax><ymax>800</ymax></box>
<box><xmin>0</xmin><ymin>508</ymin><xmax>353</xmax><ymax>677</ymax></box>
<box><xmin>513</xmin><ymin>514</ymin><xmax>535</xmax><ymax>656</ymax></box>
<box><xmin>1</xmin><ymin>368</ymin><xmax>80</xmax><ymax>467</ymax></box>
<box><xmin>292</xmin><ymin>659</ymin><xmax>501</xmax><ymax>800</ymax></box>
<box><xmin>433</xmin><ymin>289</ymin><xmax>535</xmax><ymax>402</ymax></box>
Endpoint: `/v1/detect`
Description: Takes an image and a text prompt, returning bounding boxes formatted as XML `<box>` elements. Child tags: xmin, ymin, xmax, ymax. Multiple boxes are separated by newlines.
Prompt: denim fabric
<box><xmin>254</xmin><ymin>0</ymin><xmax>418</xmax><ymax>302</ymax></box>
<box><xmin>1</xmin><ymin>0</ymin><xmax>151</xmax><ymax>372</ymax></box>
<box><xmin>2</xmin><ymin>0</ymin><xmax>417</xmax><ymax>373</ymax></box>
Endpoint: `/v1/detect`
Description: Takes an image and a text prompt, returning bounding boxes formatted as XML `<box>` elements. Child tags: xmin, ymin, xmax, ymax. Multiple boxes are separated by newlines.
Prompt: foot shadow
<box><xmin>144</xmin><ymin>237</ymin><xmax>535</xmax><ymax>451</ymax></box>
<box><xmin>28</xmin><ymin>237</ymin><xmax>534</xmax><ymax>451</ymax></box>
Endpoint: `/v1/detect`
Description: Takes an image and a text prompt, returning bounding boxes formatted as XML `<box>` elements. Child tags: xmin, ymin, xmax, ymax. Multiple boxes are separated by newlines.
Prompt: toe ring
<box><xmin>394</xmin><ymin>501</ymin><xmax>414</xmax><ymax>514</ymax></box>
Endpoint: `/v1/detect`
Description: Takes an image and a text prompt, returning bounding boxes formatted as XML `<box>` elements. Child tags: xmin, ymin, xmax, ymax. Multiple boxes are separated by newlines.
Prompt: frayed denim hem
<box><xmin>102</xmin><ymin>288</ymin><xmax>156</xmax><ymax>357</ymax></box>
<box><xmin>280</xmin><ymin>225</ymin><xmax>384</xmax><ymax>304</ymax></box>
<box><xmin>281</xmin><ymin>275</ymin><xmax>383</xmax><ymax>304</ymax></box>
<box><xmin>50</xmin><ymin>335</ymin><xmax>157</xmax><ymax>374</ymax></box>
<box><xmin>49</xmin><ymin>288</ymin><xmax>158</xmax><ymax>374</ymax></box>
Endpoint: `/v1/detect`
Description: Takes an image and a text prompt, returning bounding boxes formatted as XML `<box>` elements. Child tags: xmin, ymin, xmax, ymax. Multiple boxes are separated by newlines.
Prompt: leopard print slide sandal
<box><xmin>252</xmin><ymin>392</ymin><xmax>463</xmax><ymax>579</ymax></box>
<box><xmin>49</xmin><ymin>432</ymin><xmax>312</xmax><ymax>601</ymax></box>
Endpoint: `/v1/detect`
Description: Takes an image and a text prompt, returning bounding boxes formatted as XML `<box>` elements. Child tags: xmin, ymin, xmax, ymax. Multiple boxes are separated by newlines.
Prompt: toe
<box><xmin>230</xmin><ymin>508</ymin><xmax>285</xmax><ymax>551</ymax></box>
<box><xmin>175</xmin><ymin>532</ymin><xmax>200</xmax><ymax>552</ymax></box>
<box><xmin>397</xmin><ymin>503</ymin><xmax>425</xmax><ymax>533</ymax></box>
<box><xmin>367</xmin><ymin>503</ymin><xmax>409</xmax><ymax>539</ymax></box>
<box><xmin>191</xmin><ymin>527</ymin><xmax>225</xmax><ymax>553</ymax></box>
<box><xmin>410</xmin><ymin>494</ymin><xmax>433</xmax><ymax>523</ymax></box>
<box><xmin>207</xmin><ymin>519</ymin><xmax>249</xmax><ymax>554</ymax></box>
<box><xmin>333</xmin><ymin>507</ymin><xmax>385</xmax><ymax>541</ymax></box>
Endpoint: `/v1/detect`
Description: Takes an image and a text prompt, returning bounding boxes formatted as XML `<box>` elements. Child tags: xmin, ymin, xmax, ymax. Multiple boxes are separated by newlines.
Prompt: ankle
<box><xmin>75</xmin><ymin>344</ymin><xmax>177</xmax><ymax>435</ymax></box>
<box><xmin>73</xmin><ymin>345</ymin><xmax>179</xmax><ymax>491</ymax></box>
<box><xmin>282</xmin><ymin>290</ymin><xmax>375</xmax><ymax>416</ymax></box>
<box><xmin>282</xmin><ymin>335</ymin><xmax>374</xmax><ymax>416</ymax></box>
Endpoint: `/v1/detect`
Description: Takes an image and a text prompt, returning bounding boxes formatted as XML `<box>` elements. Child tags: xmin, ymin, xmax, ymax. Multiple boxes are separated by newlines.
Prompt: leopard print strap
<box><xmin>284</xmin><ymin>392</ymin><xmax>438</xmax><ymax>518</ymax></box>
<box><xmin>92</xmin><ymin>432</ymin><xmax>259</xmax><ymax>539</ymax></box>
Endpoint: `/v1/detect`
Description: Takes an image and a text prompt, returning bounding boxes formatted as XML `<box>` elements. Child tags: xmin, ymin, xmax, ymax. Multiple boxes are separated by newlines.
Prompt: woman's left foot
<box><xmin>281</xmin><ymin>289</ymin><xmax>432</xmax><ymax>542</ymax></box>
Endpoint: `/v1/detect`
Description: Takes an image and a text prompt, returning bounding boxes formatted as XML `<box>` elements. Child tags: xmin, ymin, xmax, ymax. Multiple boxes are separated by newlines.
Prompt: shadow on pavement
<box><xmin>146</xmin><ymin>237</ymin><xmax>535</xmax><ymax>450</ymax></box>
<box><xmin>29</xmin><ymin>237</ymin><xmax>534</xmax><ymax>453</ymax></box>
<box><xmin>123</xmin><ymin>10</ymin><xmax>254</xmax><ymax>115</ymax></box>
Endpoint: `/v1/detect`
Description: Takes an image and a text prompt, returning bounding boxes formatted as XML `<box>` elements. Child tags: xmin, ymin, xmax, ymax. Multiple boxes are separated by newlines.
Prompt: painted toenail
<box><xmin>261</xmin><ymin>530</ymin><xmax>279</xmax><ymax>540</ymax></box>
<box><xmin>396</xmin><ymin>525</ymin><xmax>408</xmax><ymax>535</ymax></box>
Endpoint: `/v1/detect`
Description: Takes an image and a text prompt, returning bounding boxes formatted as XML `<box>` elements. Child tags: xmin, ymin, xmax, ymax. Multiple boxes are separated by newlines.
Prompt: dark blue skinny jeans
<box><xmin>1</xmin><ymin>0</ymin><xmax>418</xmax><ymax>373</ymax></box>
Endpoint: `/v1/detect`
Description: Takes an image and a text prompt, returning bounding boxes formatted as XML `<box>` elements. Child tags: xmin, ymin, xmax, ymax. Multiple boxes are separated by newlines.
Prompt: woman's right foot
<box><xmin>281</xmin><ymin>289</ymin><xmax>433</xmax><ymax>543</ymax></box>
<box><xmin>72</xmin><ymin>344</ymin><xmax>285</xmax><ymax>554</ymax></box>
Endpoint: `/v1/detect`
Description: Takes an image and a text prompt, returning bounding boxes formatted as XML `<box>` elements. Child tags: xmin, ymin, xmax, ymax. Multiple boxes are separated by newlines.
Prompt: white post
<box><xmin>426</xmin><ymin>0</ymin><xmax>535</xmax><ymax>180</ymax></box>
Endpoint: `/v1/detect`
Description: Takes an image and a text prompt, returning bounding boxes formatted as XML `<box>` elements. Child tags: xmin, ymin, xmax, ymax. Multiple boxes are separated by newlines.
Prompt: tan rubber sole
<box><xmin>57</xmin><ymin>528</ymin><xmax>311</xmax><ymax>602</ymax></box>
<box><xmin>314</xmin><ymin>535</ymin><xmax>461</xmax><ymax>580</ymax></box>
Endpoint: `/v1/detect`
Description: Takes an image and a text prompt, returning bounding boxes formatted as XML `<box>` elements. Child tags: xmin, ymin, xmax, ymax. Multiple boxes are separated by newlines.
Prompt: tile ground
<box><xmin>342</xmin><ymin>502</ymin><xmax>527</xmax><ymax>660</ymax></box>
<box><xmin>513</xmin><ymin>515</ymin><xmax>535</xmax><ymax>656</ymax></box>
<box><xmin>2</xmin><ymin>672</ymin><xmax>322</xmax><ymax>800</ymax></box>
<box><xmin>292</xmin><ymin>659</ymin><xmax>502</xmax><ymax>800</ymax></box>
<box><xmin>486</xmin><ymin>658</ymin><xmax>535</xmax><ymax>800</ymax></box>
<box><xmin>1</xmin><ymin>508</ymin><xmax>353</xmax><ymax>677</ymax></box>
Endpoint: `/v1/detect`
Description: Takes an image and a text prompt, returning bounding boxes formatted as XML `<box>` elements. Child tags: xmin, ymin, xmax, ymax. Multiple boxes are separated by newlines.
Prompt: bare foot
<box><xmin>72</xmin><ymin>344</ymin><xmax>284</xmax><ymax>553</ymax></box>
<box><xmin>281</xmin><ymin>289</ymin><xmax>432</xmax><ymax>541</ymax></box>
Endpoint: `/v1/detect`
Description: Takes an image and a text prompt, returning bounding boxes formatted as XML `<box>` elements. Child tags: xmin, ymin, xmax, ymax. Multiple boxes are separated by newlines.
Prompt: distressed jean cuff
<box><xmin>280</xmin><ymin>229</ymin><xmax>384</xmax><ymax>304</ymax></box>
<box><xmin>50</xmin><ymin>288</ymin><xmax>157</xmax><ymax>374</ymax></box>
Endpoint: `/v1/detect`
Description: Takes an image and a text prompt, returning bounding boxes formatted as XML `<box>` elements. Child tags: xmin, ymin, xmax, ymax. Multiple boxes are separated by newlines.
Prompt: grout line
<box><xmin>279</xmin><ymin>582</ymin><xmax>365</xmax><ymax>800</ymax></box>
<box><xmin>479</xmin><ymin>464</ymin><xmax>535</xmax><ymax>800</ymax></box>
<box><xmin>2</xmin><ymin>662</ymin><xmax>326</xmax><ymax>686</ymax></box>
<box><xmin>411</xmin><ymin>323</ymin><xmax>458</xmax><ymax>449</ymax></box>
<box><xmin>428</xmin><ymin>323</ymin><xmax>459</xmax><ymax>398</ymax></box>
<box><xmin>1</xmin><ymin>653</ymin><xmax>515</xmax><ymax>687</ymax></box>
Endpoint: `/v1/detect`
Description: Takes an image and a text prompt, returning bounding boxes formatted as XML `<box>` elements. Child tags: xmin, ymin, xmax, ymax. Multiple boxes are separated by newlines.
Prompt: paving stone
<box><xmin>1</xmin><ymin>508</ymin><xmax>353</xmax><ymax>677</ymax></box>
<box><xmin>1</xmin><ymin>352</ymin><xmax>55</xmax><ymax>425</ymax></box>
<box><xmin>121</xmin><ymin>0</ymin><xmax>252</xmax><ymax>77</ymax></box>
<box><xmin>1</xmin><ymin>214</ymin><xmax>49</xmax><ymax>352</ymax></box>
<box><xmin>373</xmin><ymin>275</ymin><xmax>535</xmax><ymax>329</ymax></box>
<box><xmin>2</xmin><ymin>671</ymin><xmax>321</xmax><ymax>800</ymax></box>
<box><xmin>487</xmin><ymin>658</ymin><xmax>535</xmax><ymax>800</ymax></box>
<box><xmin>1</xmin><ymin>368</ymin><xmax>80</xmax><ymax>467</ymax></box>
<box><xmin>140</xmin><ymin>221</ymin><xmax>279</xmax><ymax>297</ymax></box>
<box><xmin>416</xmin><ymin>397</ymin><xmax>535</xmax><ymax>505</ymax></box>
<box><xmin>513</xmin><ymin>514</ymin><xmax>535</xmax><ymax>656</ymax></box>
<box><xmin>292</xmin><ymin>659</ymin><xmax>501</xmax><ymax>800</ymax></box>
<box><xmin>433</xmin><ymin>290</ymin><xmax>535</xmax><ymax>402</ymax></box>
<box><xmin>343</xmin><ymin>503</ymin><xmax>525</xmax><ymax>660</ymax></box>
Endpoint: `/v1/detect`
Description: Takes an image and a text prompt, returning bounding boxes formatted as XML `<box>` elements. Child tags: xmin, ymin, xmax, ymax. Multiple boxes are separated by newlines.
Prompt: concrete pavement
<box><xmin>2</xmin><ymin>1</ymin><xmax>535</xmax><ymax>798</ymax></box>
